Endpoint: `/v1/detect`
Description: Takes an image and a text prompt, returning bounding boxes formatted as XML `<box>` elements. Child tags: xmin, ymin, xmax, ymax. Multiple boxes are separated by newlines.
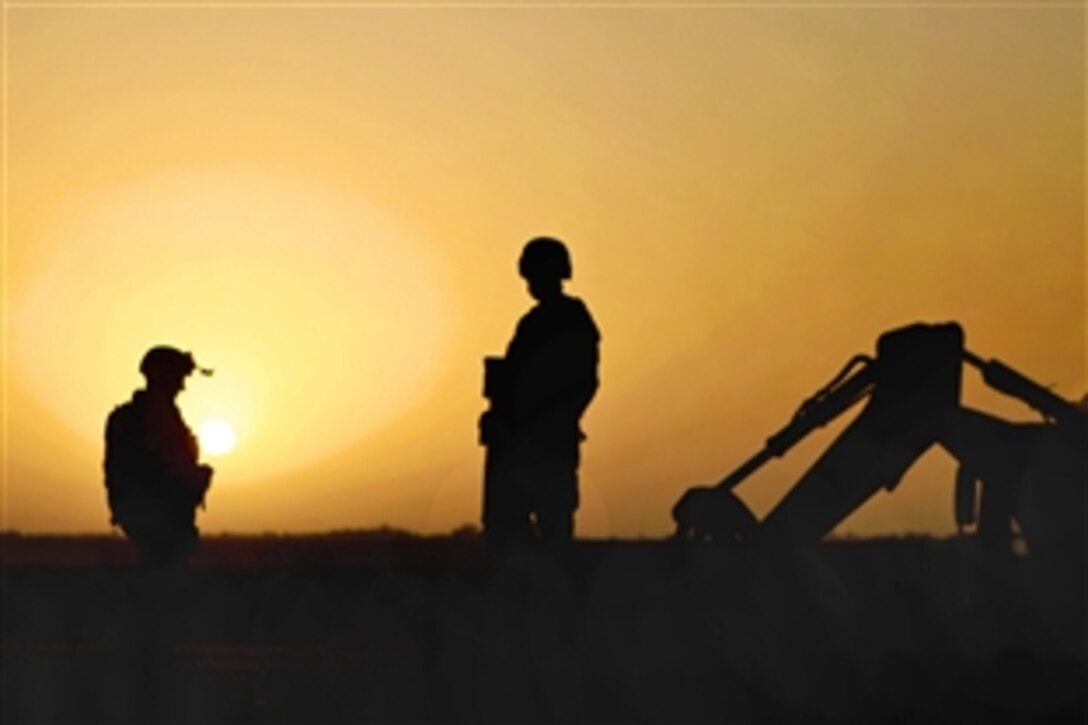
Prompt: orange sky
<box><xmin>3</xmin><ymin>4</ymin><xmax>1084</xmax><ymax>537</ymax></box>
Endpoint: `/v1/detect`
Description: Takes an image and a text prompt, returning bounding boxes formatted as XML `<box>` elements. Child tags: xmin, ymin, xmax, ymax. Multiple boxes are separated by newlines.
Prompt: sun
<box><xmin>11</xmin><ymin>169</ymin><xmax>449</xmax><ymax>484</ymax></box>
<box><xmin>199</xmin><ymin>418</ymin><xmax>238</xmax><ymax>457</ymax></box>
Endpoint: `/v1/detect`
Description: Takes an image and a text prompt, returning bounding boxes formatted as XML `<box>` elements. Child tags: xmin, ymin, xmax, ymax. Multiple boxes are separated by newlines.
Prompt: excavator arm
<box><xmin>671</xmin><ymin>355</ymin><xmax>877</xmax><ymax>541</ymax></box>
<box><xmin>673</xmin><ymin>322</ymin><xmax>1084</xmax><ymax>555</ymax></box>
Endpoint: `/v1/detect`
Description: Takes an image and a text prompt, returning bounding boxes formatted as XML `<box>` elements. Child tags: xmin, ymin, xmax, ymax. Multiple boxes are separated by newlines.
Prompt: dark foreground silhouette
<box><xmin>104</xmin><ymin>346</ymin><xmax>214</xmax><ymax>566</ymax></box>
<box><xmin>674</xmin><ymin>322</ymin><xmax>1085</xmax><ymax>567</ymax></box>
<box><xmin>3</xmin><ymin>534</ymin><xmax>1084</xmax><ymax>724</ymax></box>
<box><xmin>480</xmin><ymin>237</ymin><xmax>600</xmax><ymax>546</ymax></box>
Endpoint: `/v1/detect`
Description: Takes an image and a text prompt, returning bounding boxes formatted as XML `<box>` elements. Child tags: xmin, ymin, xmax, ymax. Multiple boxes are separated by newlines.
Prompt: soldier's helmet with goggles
<box><xmin>518</xmin><ymin>237</ymin><xmax>572</xmax><ymax>281</ymax></box>
<box><xmin>139</xmin><ymin>346</ymin><xmax>212</xmax><ymax>381</ymax></box>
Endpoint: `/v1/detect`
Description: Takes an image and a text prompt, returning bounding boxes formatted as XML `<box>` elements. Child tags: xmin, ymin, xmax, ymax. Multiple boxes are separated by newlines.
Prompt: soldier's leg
<box><xmin>532</xmin><ymin>444</ymin><xmax>580</xmax><ymax>544</ymax></box>
<box><xmin>484</xmin><ymin>444</ymin><xmax>533</xmax><ymax>546</ymax></box>
<box><xmin>129</xmin><ymin>504</ymin><xmax>197</xmax><ymax>567</ymax></box>
<box><xmin>116</xmin><ymin>497</ymin><xmax>170</xmax><ymax>566</ymax></box>
<box><xmin>164</xmin><ymin>507</ymin><xmax>199</xmax><ymax>564</ymax></box>
<box><xmin>123</xmin><ymin>523</ymin><xmax>174</xmax><ymax>567</ymax></box>
<box><xmin>536</xmin><ymin>507</ymin><xmax>574</xmax><ymax>543</ymax></box>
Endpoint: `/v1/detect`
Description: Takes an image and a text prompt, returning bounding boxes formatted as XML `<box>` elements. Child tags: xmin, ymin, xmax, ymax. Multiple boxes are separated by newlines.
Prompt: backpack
<box><xmin>104</xmin><ymin>398</ymin><xmax>147</xmax><ymax>506</ymax></box>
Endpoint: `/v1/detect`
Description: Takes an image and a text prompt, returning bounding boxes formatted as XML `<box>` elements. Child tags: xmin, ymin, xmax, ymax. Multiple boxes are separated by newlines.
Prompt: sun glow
<box><xmin>10</xmin><ymin>168</ymin><xmax>452</xmax><ymax>484</ymax></box>
<box><xmin>199</xmin><ymin>418</ymin><xmax>238</xmax><ymax>457</ymax></box>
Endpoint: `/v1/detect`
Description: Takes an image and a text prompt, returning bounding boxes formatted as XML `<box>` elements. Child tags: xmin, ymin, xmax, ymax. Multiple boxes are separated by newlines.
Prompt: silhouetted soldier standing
<box><xmin>480</xmin><ymin>237</ymin><xmax>600</xmax><ymax>544</ymax></box>
<box><xmin>104</xmin><ymin>346</ymin><xmax>213</xmax><ymax>566</ymax></box>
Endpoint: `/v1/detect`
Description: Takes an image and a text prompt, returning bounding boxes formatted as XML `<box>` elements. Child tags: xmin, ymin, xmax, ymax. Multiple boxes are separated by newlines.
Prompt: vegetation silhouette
<box><xmin>479</xmin><ymin>237</ymin><xmax>600</xmax><ymax>547</ymax></box>
<box><xmin>103</xmin><ymin>346</ymin><xmax>214</xmax><ymax>566</ymax></box>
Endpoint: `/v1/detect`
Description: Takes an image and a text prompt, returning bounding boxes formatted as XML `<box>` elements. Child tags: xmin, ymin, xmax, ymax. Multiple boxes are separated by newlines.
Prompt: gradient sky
<box><xmin>3</xmin><ymin>4</ymin><xmax>1084</xmax><ymax>537</ymax></box>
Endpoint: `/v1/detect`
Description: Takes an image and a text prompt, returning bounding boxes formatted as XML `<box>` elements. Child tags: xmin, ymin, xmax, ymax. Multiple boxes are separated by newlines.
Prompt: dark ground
<box><xmin>3</xmin><ymin>533</ymin><xmax>1085</xmax><ymax>723</ymax></box>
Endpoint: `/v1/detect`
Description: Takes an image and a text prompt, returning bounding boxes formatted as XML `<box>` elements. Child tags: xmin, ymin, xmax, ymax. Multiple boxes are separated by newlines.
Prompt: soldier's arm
<box><xmin>146</xmin><ymin>416</ymin><xmax>213</xmax><ymax>503</ymax></box>
<box><xmin>519</xmin><ymin>330</ymin><xmax>599</xmax><ymax>432</ymax></box>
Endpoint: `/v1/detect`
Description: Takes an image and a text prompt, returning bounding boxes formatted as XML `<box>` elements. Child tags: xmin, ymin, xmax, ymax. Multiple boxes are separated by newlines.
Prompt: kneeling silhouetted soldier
<box><xmin>104</xmin><ymin>346</ymin><xmax>213</xmax><ymax>566</ymax></box>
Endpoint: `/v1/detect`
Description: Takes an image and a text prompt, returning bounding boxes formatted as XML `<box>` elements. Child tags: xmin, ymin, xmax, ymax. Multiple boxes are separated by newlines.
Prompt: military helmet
<box><xmin>139</xmin><ymin>346</ymin><xmax>198</xmax><ymax>380</ymax></box>
<box><xmin>518</xmin><ymin>236</ymin><xmax>572</xmax><ymax>281</ymax></box>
